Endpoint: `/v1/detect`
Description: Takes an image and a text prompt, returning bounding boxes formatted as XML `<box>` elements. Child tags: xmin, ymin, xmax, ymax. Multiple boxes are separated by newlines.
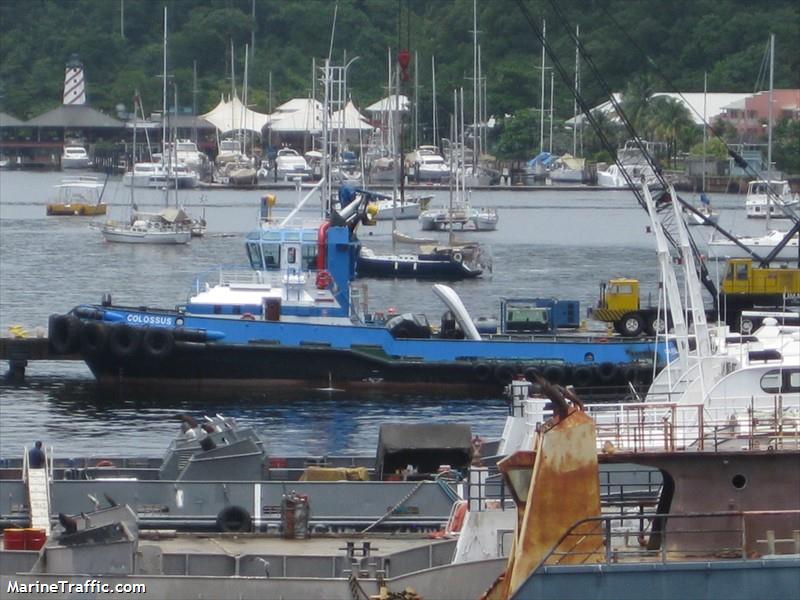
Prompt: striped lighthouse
<box><xmin>63</xmin><ymin>54</ymin><xmax>86</xmax><ymax>105</ymax></box>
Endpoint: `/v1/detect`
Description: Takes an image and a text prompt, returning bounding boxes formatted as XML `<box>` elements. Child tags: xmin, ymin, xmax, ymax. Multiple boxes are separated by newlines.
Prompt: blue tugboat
<box><xmin>48</xmin><ymin>188</ymin><xmax>670</xmax><ymax>394</ymax></box>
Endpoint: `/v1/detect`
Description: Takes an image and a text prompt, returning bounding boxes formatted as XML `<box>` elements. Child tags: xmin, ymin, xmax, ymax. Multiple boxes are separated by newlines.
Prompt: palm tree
<box><xmin>648</xmin><ymin>97</ymin><xmax>694</xmax><ymax>167</ymax></box>
<box><xmin>620</xmin><ymin>76</ymin><xmax>655</xmax><ymax>137</ymax></box>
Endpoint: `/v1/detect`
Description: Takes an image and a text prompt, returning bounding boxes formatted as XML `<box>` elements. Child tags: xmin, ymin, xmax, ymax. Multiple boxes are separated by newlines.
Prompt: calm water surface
<box><xmin>0</xmin><ymin>170</ymin><xmax>765</xmax><ymax>458</ymax></box>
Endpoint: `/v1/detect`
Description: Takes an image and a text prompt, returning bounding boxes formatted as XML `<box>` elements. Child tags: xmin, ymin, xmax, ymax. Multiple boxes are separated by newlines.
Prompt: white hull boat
<box><xmin>101</xmin><ymin>221</ymin><xmax>191</xmax><ymax>245</ymax></box>
<box><xmin>61</xmin><ymin>146</ymin><xmax>91</xmax><ymax>169</ymax></box>
<box><xmin>744</xmin><ymin>180</ymin><xmax>799</xmax><ymax>219</ymax></box>
<box><xmin>707</xmin><ymin>229</ymin><xmax>799</xmax><ymax>261</ymax></box>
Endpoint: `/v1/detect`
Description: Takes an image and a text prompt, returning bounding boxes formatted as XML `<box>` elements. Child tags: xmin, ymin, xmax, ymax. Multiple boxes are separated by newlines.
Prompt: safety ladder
<box><xmin>23</xmin><ymin>447</ymin><xmax>52</xmax><ymax>536</ymax></box>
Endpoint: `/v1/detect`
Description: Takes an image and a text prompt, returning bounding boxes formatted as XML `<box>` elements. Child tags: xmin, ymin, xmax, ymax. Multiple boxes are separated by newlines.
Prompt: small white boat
<box><xmin>275</xmin><ymin>148</ymin><xmax>311</xmax><ymax>181</ymax></box>
<box><xmin>707</xmin><ymin>229</ymin><xmax>798</xmax><ymax>261</ymax></box>
<box><xmin>744</xmin><ymin>180</ymin><xmax>799</xmax><ymax>219</ymax></box>
<box><xmin>122</xmin><ymin>162</ymin><xmax>165</xmax><ymax>187</ymax></box>
<box><xmin>370</xmin><ymin>195</ymin><xmax>432</xmax><ymax>221</ymax></box>
<box><xmin>470</xmin><ymin>207</ymin><xmax>499</xmax><ymax>231</ymax></box>
<box><xmin>406</xmin><ymin>146</ymin><xmax>451</xmax><ymax>183</ymax></box>
<box><xmin>61</xmin><ymin>145</ymin><xmax>91</xmax><ymax>169</ymax></box>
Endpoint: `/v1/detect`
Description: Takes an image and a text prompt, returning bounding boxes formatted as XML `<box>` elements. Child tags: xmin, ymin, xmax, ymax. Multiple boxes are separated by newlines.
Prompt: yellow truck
<box><xmin>590</xmin><ymin>259</ymin><xmax>800</xmax><ymax>336</ymax></box>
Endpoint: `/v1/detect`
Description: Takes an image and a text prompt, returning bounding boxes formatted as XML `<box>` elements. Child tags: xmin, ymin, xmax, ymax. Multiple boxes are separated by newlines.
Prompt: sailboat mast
<box><xmin>766</xmin><ymin>32</ymin><xmax>774</xmax><ymax>229</ymax></box>
<box><xmin>472</xmin><ymin>0</ymin><xmax>478</xmax><ymax>168</ymax></box>
<box><xmin>431</xmin><ymin>55</ymin><xmax>438</xmax><ymax>146</ymax></box>
<box><xmin>449</xmin><ymin>97</ymin><xmax>455</xmax><ymax>246</ymax></box>
<box><xmin>162</xmin><ymin>7</ymin><xmax>167</xmax><ymax>163</ymax></box>
<box><xmin>573</xmin><ymin>25</ymin><xmax>579</xmax><ymax>156</ymax></box>
<box><xmin>702</xmin><ymin>71</ymin><xmax>707</xmax><ymax>194</ymax></box>
<box><xmin>539</xmin><ymin>18</ymin><xmax>546</xmax><ymax>153</ymax></box>
<box><xmin>548</xmin><ymin>71</ymin><xmax>554</xmax><ymax>153</ymax></box>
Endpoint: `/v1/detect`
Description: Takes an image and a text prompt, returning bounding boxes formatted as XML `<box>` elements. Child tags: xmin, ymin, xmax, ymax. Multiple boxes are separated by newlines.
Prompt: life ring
<box><xmin>216</xmin><ymin>505</ymin><xmax>252</xmax><ymax>533</ymax></box>
<box><xmin>474</xmin><ymin>363</ymin><xmax>492</xmax><ymax>382</ymax></box>
<box><xmin>597</xmin><ymin>362</ymin><xmax>619</xmax><ymax>384</ymax></box>
<box><xmin>109</xmin><ymin>324</ymin><xmax>142</xmax><ymax>358</ymax></box>
<box><xmin>543</xmin><ymin>366</ymin><xmax>564</xmax><ymax>385</ymax></box>
<box><xmin>241</xmin><ymin>313</ymin><xmax>256</xmax><ymax>321</ymax></box>
<box><xmin>445</xmin><ymin>500</ymin><xmax>468</xmax><ymax>536</ymax></box>
<box><xmin>315</xmin><ymin>270</ymin><xmax>333</xmax><ymax>290</ymax></box>
<box><xmin>572</xmin><ymin>366</ymin><xmax>595</xmax><ymax>388</ymax></box>
<box><xmin>494</xmin><ymin>363</ymin><xmax>515</xmax><ymax>384</ymax></box>
<box><xmin>80</xmin><ymin>322</ymin><xmax>107</xmax><ymax>356</ymax></box>
<box><xmin>452</xmin><ymin>252</ymin><xmax>463</xmax><ymax>263</ymax></box>
<box><xmin>48</xmin><ymin>314</ymin><xmax>81</xmax><ymax>354</ymax></box>
<box><xmin>96</xmin><ymin>460</ymin><xmax>114</xmax><ymax>468</ymax></box>
<box><xmin>143</xmin><ymin>328</ymin><xmax>174</xmax><ymax>359</ymax></box>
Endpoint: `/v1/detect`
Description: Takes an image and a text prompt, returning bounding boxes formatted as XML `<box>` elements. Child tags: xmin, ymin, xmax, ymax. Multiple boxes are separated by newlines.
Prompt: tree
<box><xmin>492</xmin><ymin>109</ymin><xmax>538</xmax><ymax>161</ymax></box>
<box><xmin>648</xmin><ymin>96</ymin><xmax>695</xmax><ymax>167</ymax></box>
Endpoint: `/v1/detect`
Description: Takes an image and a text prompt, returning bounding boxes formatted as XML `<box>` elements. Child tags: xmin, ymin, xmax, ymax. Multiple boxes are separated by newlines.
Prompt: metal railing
<box><xmin>590</xmin><ymin>398</ymin><xmax>800</xmax><ymax>453</ymax></box>
<box><xmin>539</xmin><ymin>509</ymin><xmax>800</xmax><ymax>567</ymax></box>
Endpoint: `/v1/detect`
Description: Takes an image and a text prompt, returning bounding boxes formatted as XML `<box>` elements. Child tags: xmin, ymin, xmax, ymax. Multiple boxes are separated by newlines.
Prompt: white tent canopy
<box><xmin>267</xmin><ymin>98</ymin><xmax>325</xmax><ymax>134</ymax></box>
<box><xmin>331</xmin><ymin>100</ymin><xmax>374</xmax><ymax>132</ymax></box>
<box><xmin>365</xmin><ymin>94</ymin><xmax>410</xmax><ymax>114</ymax></box>
<box><xmin>200</xmin><ymin>94</ymin><xmax>270</xmax><ymax>135</ymax></box>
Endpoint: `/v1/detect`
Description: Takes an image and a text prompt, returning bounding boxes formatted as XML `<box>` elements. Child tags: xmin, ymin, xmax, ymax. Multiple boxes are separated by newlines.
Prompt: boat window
<box><xmin>788</xmin><ymin>371</ymin><xmax>800</xmax><ymax>392</ymax></box>
<box><xmin>735</xmin><ymin>264</ymin><xmax>749</xmax><ymax>281</ymax></box>
<box><xmin>760</xmin><ymin>370</ymin><xmax>782</xmax><ymax>393</ymax></box>
<box><xmin>246</xmin><ymin>242</ymin><xmax>263</xmax><ymax>269</ymax></box>
<box><xmin>287</xmin><ymin>247</ymin><xmax>297</xmax><ymax>265</ymax></box>
<box><xmin>284</xmin><ymin>232</ymin><xmax>300</xmax><ymax>241</ymax></box>
<box><xmin>261</xmin><ymin>243</ymin><xmax>280</xmax><ymax>270</ymax></box>
<box><xmin>301</xmin><ymin>244</ymin><xmax>317</xmax><ymax>269</ymax></box>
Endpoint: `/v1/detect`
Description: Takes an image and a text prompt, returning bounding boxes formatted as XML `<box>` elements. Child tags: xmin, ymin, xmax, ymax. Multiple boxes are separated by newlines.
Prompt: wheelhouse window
<box><xmin>301</xmin><ymin>244</ymin><xmax>318</xmax><ymax>270</ymax></box>
<box><xmin>261</xmin><ymin>243</ymin><xmax>280</xmax><ymax>270</ymax></box>
<box><xmin>287</xmin><ymin>247</ymin><xmax>297</xmax><ymax>265</ymax></box>
<box><xmin>759</xmin><ymin>369</ymin><xmax>800</xmax><ymax>394</ymax></box>
<box><xmin>246</xmin><ymin>242</ymin><xmax>263</xmax><ymax>269</ymax></box>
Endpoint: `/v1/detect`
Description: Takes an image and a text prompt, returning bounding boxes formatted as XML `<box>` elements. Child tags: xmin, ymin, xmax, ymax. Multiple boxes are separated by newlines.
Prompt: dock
<box><xmin>0</xmin><ymin>338</ymin><xmax>80</xmax><ymax>383</ymax></box>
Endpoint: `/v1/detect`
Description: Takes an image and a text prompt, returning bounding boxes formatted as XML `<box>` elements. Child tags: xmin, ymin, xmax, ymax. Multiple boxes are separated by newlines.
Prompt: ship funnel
<box><xmin>63</xmin><ymin>54</ymin><xmax>86</xmax><ymax>105</ymax></box>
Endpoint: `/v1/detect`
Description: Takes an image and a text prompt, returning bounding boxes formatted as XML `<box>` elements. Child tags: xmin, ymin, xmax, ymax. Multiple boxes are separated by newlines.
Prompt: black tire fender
<box><xmin>217</xmin><ymin>505</ymin><xmax>252</xmax><ymax>533</ymax></box>
<box><xmin>143</xmin><ymin>328</ymin><xmax>174</xmax><ymax>359</ymax></box>
<box><xmin>494</xmin><ymin>363</ymin><xmax>515</xmax><ymax>384</ymax></box>
<box><xmin>109</xmin><ymin>324</ymin><xmax>142</xmax><ymax>358</ymax></box>
<box><xmin>524</xmin><ymin>367</ymin><xmax>541</xmax><ymax>382</ymax></box>
<box><xmin>572</xmin><ymin>366</ymin><xmax>595</xmax><ymax>387</ymax></box>
<box><xmin>542</xmin><ymin>366</ymin><xmax>564</xmax><ymax>385</ymax></box>
<box><xmin>80</xmin><ymin>322</ymin><xmax>107</xmax><ymax>356</ymax></box>
<box><xmin>474</xmin><ymin>363</ymin><xmax>492</xmax><ymax>382</ymax></box>
<box><xmin>49</xmin><ymin>314</ymin><xmax>82</xmax><ymax>354</ymax></box>
<box><xmin>597</xmin><ymin>362</ymin><xmax>619</xmax><ymax>384</ymax></box>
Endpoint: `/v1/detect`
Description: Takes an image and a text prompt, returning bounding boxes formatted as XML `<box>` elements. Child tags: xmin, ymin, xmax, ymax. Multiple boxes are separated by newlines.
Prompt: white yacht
<box><xmin>406</xmin><ymin>146</ymin><xmax>451</xmax><ymax>183</ymax></box>
<box><xmin>274</xmin><ymin>148</ymin><xmax>311</xmax><ymax>181</ymax></box>
<box><xmin>61</xmin><ymin>145</ymin><xmax>91</xmax><ymax>169</ymax></box>
<box><xmin>122</xmin><ymin>162</ymin><xmax>165</xmax><ymax>187</ymax></box>
<box><xmin>744</xmin><ymin>180</ymin><xmax>799</xmax><ymax>219</ymax></box>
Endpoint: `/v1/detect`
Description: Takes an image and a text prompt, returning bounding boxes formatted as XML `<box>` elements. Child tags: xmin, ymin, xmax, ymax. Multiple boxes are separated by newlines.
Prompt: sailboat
<box><xmin>356</xmin><ymin>53</ymin><xmax>486</xmax><ymax>280</ymax></box>
<box><xmin>100</xmin><ymin>10</ymin><xmax>192</xmax><ymax>245</ymax></box>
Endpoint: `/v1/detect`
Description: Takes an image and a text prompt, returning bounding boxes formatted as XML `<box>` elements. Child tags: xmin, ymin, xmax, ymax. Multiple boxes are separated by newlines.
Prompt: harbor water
<box><xmin>0</xmin><ymin>170</ymin><xmax>773</xmax><ymax>458</ymax></box>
